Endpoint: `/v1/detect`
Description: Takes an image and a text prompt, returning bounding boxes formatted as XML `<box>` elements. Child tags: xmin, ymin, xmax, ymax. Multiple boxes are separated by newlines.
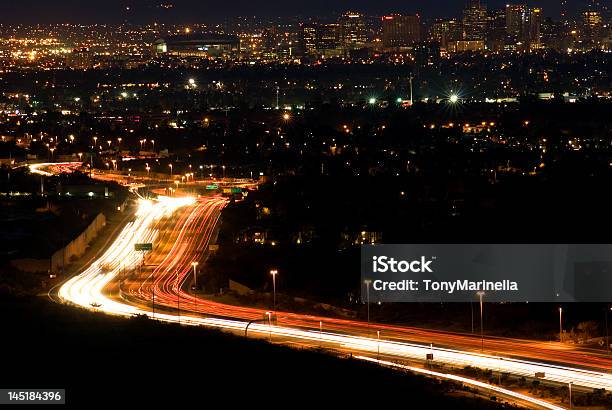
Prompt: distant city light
<box><xmin>369</xmin><ymin>98</ymin><xmax>377</xmax><ymax>105</ymax></box>
<box><xmin>449</xmin><ymin>94</ymin><xmax>459</xmax><ymax>104</ymax></box>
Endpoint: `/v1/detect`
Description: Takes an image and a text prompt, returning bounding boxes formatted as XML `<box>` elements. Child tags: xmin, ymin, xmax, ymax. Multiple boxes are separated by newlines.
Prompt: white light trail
<box><xmin>59</xmin><ymin>197</ymin><xmax>195</xmax><ymax>309</ymax></box>
<box><xmin>356</xmin><ymin>356</ymin><xmax>566</xmax><ymax>410</ymax></box>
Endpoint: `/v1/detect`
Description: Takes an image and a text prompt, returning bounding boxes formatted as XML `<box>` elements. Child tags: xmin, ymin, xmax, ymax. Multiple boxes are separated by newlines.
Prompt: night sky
<box><xmin>0</xmin><ymin>0</ymin><xmax>588</xmax><ymax>23</ymax></box>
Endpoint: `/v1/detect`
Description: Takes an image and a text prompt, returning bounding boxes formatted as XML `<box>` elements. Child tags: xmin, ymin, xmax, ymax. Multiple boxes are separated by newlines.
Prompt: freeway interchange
<box><xmin>38</xmin><ymin>163</ymin><xmax>612</xmax><ymax>409</ymax></box>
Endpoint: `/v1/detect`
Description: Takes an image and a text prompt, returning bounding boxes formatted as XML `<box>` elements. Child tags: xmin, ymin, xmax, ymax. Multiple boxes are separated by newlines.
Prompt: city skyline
<box><xmin>0</xmin><ymin>0</ymin><xmax>598</xmax><ymax>24</ymax></box>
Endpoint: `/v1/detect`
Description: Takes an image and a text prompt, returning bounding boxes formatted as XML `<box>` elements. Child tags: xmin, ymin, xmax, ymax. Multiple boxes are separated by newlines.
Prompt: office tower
<box><xmin>463</xmin><ymin>0</ymin><xmax>488</xmax><ymax>41</ymax></box>
<box><xmin>430</xmin><ymin>18</ymin><xmax>462</xmax><ymax>48</ymax></box>
<box><xmin>382</xmin><ymin>14</ymin><xmax>421</xmax><ymax>48</ymax></box>
<box><xmin>338</xmin><ymin>12</ymin><xmax>367</xmax><ymax>49</ymax></box>
<box><xmin>301</xmin><ymin>23</ymin><xmax>318</xmax><ymax>55</ymax></box>
<box><xmin>506</xmin><ymin>4</ymin><xmax>527</xmax><ymax>41</ymax></box>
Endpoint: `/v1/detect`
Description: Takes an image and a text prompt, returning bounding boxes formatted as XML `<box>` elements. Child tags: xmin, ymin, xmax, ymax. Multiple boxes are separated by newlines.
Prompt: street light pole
<box><xmin>471</xmin><ymin>301</ymin><xmax>474</xmax><ymax>333</ymax></box>
<box><xmin>559</xmin><ymin>307</ymin><xmax>563</xmax><ymax>343</ymax></box>
<box><xmin>270</xmin><ymin>269</ymin><xmax>278</xmax><ymax>310</ymax></box>
<box><xmin>364</xmin><ymin>279</ymin><xmax>372</xmax><ymax>329</ymax></box>
<box><xmin>478</xmin><ymin>291</ymin><xmax>485</xmax><ymax>352</ymax></box>
<box><xmin>377</xmin><ymin>330</ymin><xmax>380</xmax><ymax>360</ymax></box>
<box><xmin>606</xmin><ymin>306</ymin><xmax>610</xmax><ymax>354</ymax></box>
<box><xmin>192</xmin><ymin>262</ymin><xmax>198</xmax><ymax>289</ymax></box>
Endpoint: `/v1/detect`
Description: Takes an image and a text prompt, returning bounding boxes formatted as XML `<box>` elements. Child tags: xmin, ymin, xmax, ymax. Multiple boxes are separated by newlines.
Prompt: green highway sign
<box><xmin>134</xmin><ymin>243</ymin><xmax>153</xmax><ymax>252</ymax></box>
<box><xmin>231</xmin><ymin>188</ymin><xmax>242</xmax><ymax>194</ymax></box>
<box><xmin>206</xmin><ymin>185</ymin><xmax>218</xmax><ymax>190</ymax></box>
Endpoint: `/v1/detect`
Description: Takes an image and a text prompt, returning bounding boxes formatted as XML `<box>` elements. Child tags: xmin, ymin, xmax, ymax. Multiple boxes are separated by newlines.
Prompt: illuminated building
<box><xmin>525</xmin><ymin>8</ymin><xmax>543</xmax><ymax>49</ymax></box>
<box><xmin>301</xmin><ymin>23</ymin><xmax>318</xmax><ymax>55</ymax></box>
<box><xmin>505</xmin><ymin>4</ymin><xmax>527</xmax><ymax>41</ymax></box>
<box><xmin>487</xmin><ymin>9</ymin><xmax>507</xmax><ymax>51</ymax></box>
<box><xmin>462</xmin><ymin>0</ymin><xmax>488</xmax><ymax>41</ymax></box>
<box><xmin>382</xmin><ymin>15</ymin><xmax>421</xmax><ymax>48</ymax></box>
<box><xmin>261</xmin><ymin>27</ymin><xmax>279</xmax><ymax>57</ymax></box>
<box><xmin>317</xmin><ymin>23</ymin><xmax>342</xmax><ymax>57</ymax></box>
<box><xmin>504</xmin><ymin>5</ymin><xmax>542</xmax><ymax>50</ymax></box>
<box><xmin>448</xmin><ymin>40</ymin><xmax>485</xmax><ymax>52</ymax></box>
<box><xmin>153</xmin><ymin>34</ymin><xmax>240</xmax><ymax>58</ymax></box>
<box><xmin>66</xmin><ymin>48</ymin><xmax>95</xmax><ymax>70</ymax></box>
<box><xmin>582</xmin><ymin>0</ymin><xmax>605</xmax><ymax>46</ymax></box>
<box><xmin>430</xmin><ymin>18</ymin><xmax>462</xmax><ymax>49</ymax></box>
<box><xmin>338</xmin><ymin>12</ymin><xmax>367</xmax><ymax>50</ymax></box>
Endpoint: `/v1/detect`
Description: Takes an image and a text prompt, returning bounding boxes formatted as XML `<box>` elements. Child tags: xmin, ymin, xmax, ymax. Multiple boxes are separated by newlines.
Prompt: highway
<box><xmin>41</xmin><ymin>164</ymin><xmax>611</xmax><ymax>408</ymax></box>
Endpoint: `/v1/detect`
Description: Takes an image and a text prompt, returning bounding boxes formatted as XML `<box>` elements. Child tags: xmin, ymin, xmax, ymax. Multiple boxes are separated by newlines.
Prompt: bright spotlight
<box><xmin>449</xmin><ymin>94</ymin><xmax>459</xmax><ymax>104</ymax></box>
<box><xmin>369</xmin><ymin>98</ymin><xmax>377</xmax><ymax>105</ymax></box>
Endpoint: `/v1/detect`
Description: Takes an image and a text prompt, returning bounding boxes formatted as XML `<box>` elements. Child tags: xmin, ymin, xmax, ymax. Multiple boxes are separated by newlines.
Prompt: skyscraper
<box><xmin>462</xmin><ymin>0</ymin><xmax>488</xmax><ymax>41</ymax></box>
<box><xmin>430</xmin><ymin>18</ymin><xmax>462</xmax><ymax>49</ymax></box>
<box><xmin>301</xmin><ymin>23</ymin><xmax>318</xmax><ymax>55</ymax></box>
<box><xmin>505</xmin><ymin>5</ymin><xmax>542</xmax><ymax>50</ymax></box>
<box><xmin>525</xmin><ymin>8</ymin><xmax>543</xmax><ymax>49</ymax></box>
<box><xmin>505</xmin><ymin>4</ymin><xmax>527</xmax><ymax>42</ymax></box>
<box><xmin>382</xmin><ymin>14</ymin><xmax>421</xmax><ymax>48</ymax></box>
<box><xmin>487</xmin><ymin>8</ymin><xmax>507</xmax><ymax>51</ymax></box>
<box><xmin>317</xmin><ymin>23</ymin><xmax>341</xmax><ymax>56</ymax></box>
<box><xmin>582</xmin><ymin>4</ymin><xmax>604</xmax><ymax>46</ymax></box>
<box><xmin>338</xmin><ymin>12</ymin><xmax>367</xmax><ymax>50</ymax></box>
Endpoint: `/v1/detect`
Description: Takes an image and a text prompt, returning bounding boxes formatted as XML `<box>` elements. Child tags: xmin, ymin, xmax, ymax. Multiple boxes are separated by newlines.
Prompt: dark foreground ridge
<box><xmin>1</xmin><ymin>295</ymin><xmax>513</xmax><ymax>408</ymax></box>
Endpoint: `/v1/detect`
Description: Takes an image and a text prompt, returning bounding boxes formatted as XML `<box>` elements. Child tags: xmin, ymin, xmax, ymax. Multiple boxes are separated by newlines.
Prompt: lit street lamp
<box><xmin>270</xmin><ymin>269</ymin><xmax>278</xmax><ymax>310</ymax></box>
<box><xmin>168</xmin><ymin>163</ymin><xmax>173</xmax><ymax>178</ymax></box>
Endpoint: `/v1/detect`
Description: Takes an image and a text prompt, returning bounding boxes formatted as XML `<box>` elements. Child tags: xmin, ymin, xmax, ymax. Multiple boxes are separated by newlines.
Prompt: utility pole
<box><xmin>606</xmin><ymin>306</ymin><xmax>610</xmax><ymax>354</ymax></box>
<box><xmin>478</xmin><ymin>291</ymin><xmax>485</xmax><ymax>352</ymax></box>
<box><xmin>409</xmin><ymin>73</ymin><xmax>414</xmax><ymax>106</ymax></box>
<box><xmin>364</xmin><ymin>280</ymin><xmax>372</xmax><ymax>330</ymax></box>
<box><xmin>559</xmin><ymin>307</ymin><xmax>563</xmax><ymax>342</ymax></box>
<box><xmin>471</xmin><ymin>301</ymin><xmax>474</xmax><ymax>333</ymax></box>
<box><xmin>276</xmin><ymin>86</ymin><xmax>280</xmax><ymax>109</ymax></box>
